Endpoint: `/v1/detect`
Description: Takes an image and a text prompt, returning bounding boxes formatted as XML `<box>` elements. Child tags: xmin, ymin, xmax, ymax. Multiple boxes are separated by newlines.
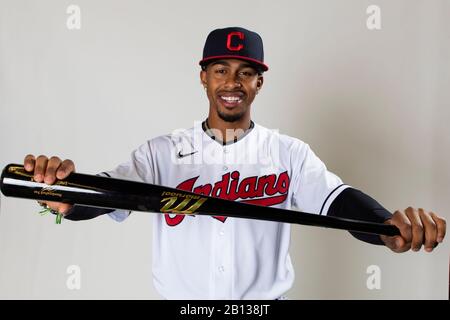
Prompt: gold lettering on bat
<box><xmin>7</xmin><ymin>166</ymin><xmax>103</xmax><ymax>192</ymax></box>
<box><xmin>33</xmin><ymin>190</ymin><xmax>63</xmax><ymax>197</ymax></box>
<box><xmin>54</xmin><ymin>180</ymin><xmax>97</xmax><ymax>190</ymax></box>
<box><xmin>160</xmin><ymin>196</ymin><xmax>207</xmax><ymax>214</ymax></box>
<box><xmin>8</xmin><ymin>166</ymin><xmax>33</xmax><ymax>179</ymax></box>
<box><xmin>161</xmin><ymin>191</ymin><xmax>201</xmax><ymax>200</ymax></box>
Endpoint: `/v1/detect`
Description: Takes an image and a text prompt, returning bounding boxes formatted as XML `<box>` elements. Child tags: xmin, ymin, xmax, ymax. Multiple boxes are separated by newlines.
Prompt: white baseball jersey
<box><xmin>103</xmin><ymin>121</ymin><xmax>349</xmax><ymax>299</ymax></box>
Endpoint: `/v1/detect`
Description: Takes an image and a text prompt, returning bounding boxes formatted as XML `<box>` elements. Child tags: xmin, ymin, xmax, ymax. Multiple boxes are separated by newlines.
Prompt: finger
<box><xmin>58</xmin><ymin>203</ymin><xmax>73</xmax><ymax>216</ymax></box>
<box><xmin>56</xmin><ymin>159</ymin><xmax>75</xmax><ymax>180</ymax></box>
<box><xmin>380</xmin><ymin>235</ymin><xmax>410</xmax><ymax>253</ymax></box>
<box><xmin>418</xmin><ymin>208</ymin><xmax>437</xmax><ymax>252</ymax></box>
<box><xmin>37</xmin><ymin>200</ymin><xmax>48</xmax><ymax>208</ymax></box>
<box><xmin>392</xmin><ymin>236</ymin><xmax>410</xmax><ymax>253</ymax></box>
<box><xmin>379</xmin><ymin>219</ymin><xmax>397</xmax><ymax>248</ymax></box>
<box><xmin>430</xmin><ymin>212</ymin><xmax>446</xmax><ymax>243</ymax></box>
<box><xmin>392</xmin><ymin>210</ymin><xmax>412</xmax><ymax>244</ymax></box>
<box><xmin>405</xmin><ymin>207</ymin><xmax>424</xmax><ymax>251</ymax></box>
<box><xmin>380</xmin><ymin>218</ymin><xmax>410</xmax><ymax>252</ymax></box>
<box><xmin>44</xmin><ymin>156</ymin><xmax>62</xmax><ymax>185</ymax></box>
<box><xmin>46</xmin><ymin>201</ymin><xmax>73</xmax><ymax>216</ymax></box>
<box><xmin>33</xmin><ymin>155</ymin><xmax>48</xmax><ymax>182</ymax></box>
<box><xmin>24</xmin><ymin>154</ymin><xmax>36</xmax><ymax>172</ymax></box>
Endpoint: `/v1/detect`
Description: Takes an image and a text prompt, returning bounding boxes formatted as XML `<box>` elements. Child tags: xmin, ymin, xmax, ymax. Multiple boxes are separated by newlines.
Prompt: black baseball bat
<box><xmin>0</xmin><ymin>164</ymin><xmax>400</xmax><ymax>236</ymax></box>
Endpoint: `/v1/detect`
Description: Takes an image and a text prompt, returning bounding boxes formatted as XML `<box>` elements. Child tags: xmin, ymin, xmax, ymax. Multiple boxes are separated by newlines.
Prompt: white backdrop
<box><xmin>0</xmin><ymin>0</ymin><xmax>448</xmax><ymax>299</ymax></box>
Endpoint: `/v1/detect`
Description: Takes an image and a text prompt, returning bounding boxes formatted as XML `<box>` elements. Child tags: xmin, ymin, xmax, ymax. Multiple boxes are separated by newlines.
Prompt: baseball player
<box><xmin>23</xmin><ymin>27</ymin><xmax>446</xmax><ymax>299</ymax></box>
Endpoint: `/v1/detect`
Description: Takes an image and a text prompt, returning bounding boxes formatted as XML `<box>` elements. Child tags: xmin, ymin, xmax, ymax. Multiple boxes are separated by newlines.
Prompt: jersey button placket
<box><xmin>223</xmin><ymin>146</ymin><xmax>235</xmax><ymax>168</ymax></box>
<box><xmin>214</xmin><ymin>223</ymin><xmax>231</xmax><ymax>299</ymax></box>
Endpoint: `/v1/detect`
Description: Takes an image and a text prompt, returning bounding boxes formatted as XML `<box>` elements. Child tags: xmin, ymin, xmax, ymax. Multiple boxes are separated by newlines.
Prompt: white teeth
<box><xmin>220</xmin><ymin>96</ymin><xmax>242</xmax><ymax>102</ymax></box>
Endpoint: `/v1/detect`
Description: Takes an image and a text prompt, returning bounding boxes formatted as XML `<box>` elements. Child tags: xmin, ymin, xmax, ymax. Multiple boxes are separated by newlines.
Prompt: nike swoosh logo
<box><xmin>177</xmin><ymin>150</ymin><xmax>198</xmax><ymax>158</ymax></box>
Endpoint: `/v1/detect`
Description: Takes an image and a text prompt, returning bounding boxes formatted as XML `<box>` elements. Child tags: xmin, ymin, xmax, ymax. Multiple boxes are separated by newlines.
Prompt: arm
<box><xmin>327</xmin><ymin>188</ymin><xmax>392</xmax><ymax>245</ymax></box>
<box><xmin>63</xmin><ymin>205</ymin><xmax>113</xmax><ymax>221</ymax></box>
<box><xmin>328</xmin><ymin>188</ymin><xmax>447</xmax><ymax>252</ymax></box>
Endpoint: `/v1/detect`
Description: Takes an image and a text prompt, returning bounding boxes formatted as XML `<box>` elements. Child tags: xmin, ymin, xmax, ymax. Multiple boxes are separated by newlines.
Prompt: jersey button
<box><xmin>219</xmin><ymin>230</ymin><xmax>225</xmax><ymax>236</ymax></box>
<box><xmin>218</xmin><ymin>266</ymin><xmax>225</xmax><ymax>272</ymax></box>
<box><xmin>223</xmin><ymin>166</ymin><xmax>228</xmax><ymax>171</ymax></box>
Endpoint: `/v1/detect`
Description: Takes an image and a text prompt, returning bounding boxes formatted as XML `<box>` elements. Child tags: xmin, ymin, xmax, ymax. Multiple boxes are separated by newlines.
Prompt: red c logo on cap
<box><xmin>226</xmin><ymin>32</ymin><xmax>244</xmax><ymax>51</ymax></box>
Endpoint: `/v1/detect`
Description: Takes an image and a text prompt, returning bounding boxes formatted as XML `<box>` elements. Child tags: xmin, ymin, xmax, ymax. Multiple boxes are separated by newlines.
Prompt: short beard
<box><xmin>217</xmin><ymin>109</ymin><xmax>246</xmax><ymax>122</ymax></box>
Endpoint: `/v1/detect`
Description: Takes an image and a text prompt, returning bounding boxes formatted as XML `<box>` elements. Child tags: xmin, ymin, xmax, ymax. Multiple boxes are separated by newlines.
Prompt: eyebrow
<box><xmin>210</xmin><ymin>60</ymin><xmax>254</xmax><ymax>69</ymax></box>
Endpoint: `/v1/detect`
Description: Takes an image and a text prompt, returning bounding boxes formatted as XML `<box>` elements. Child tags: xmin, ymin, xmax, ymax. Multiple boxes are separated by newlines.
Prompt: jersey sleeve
<box><xmin>100</xmin><ymin>141</ymin><xmax>156</xmax><ymax>222</ymax></box>
<box><xmin>291</xmin><ymin>143</ymin><xmax>350</xmax><ymax>215</ymax></box>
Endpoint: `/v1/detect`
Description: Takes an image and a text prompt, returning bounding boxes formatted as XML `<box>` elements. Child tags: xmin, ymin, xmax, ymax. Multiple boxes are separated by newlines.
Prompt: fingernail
<box><xmin>425</xmin><ymin>247</ymin><xmax>432</xmax><ymax>252</ymax></box>
<box><xmin>396</xmin><ymin>239</ymin><xmax>402</xmax><ymax>247</ymax></box>
<box><xmin>437</xmin><ymin>237</ymin><xmax>443</xmax><ymax>243</ymax></box>
<box><xmin>412</xmin><ymin>247</ymin><xmax>419</xmax><ymax>252</ymax></box>
<box><xmin>34</xmin><ymin>174</ymin><xmax>41</xmax><ymax>181</ymax></box>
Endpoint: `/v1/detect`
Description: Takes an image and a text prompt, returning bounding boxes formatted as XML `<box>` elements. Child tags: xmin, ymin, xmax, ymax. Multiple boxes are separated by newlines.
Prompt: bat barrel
<box><xmin>0</xmin><ymin>164</ymin><xmax>149</xmax><ymax>211</ymax></box>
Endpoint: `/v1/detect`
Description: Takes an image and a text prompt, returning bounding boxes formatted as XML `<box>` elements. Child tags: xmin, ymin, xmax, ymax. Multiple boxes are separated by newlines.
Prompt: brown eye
<box><xmin>240</xmin><ymin>70</ymin><xmax>255</xmax><ymax>77</ymax></box>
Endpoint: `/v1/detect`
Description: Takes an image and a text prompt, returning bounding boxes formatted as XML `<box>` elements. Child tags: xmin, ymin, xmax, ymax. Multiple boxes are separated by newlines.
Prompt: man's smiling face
<box><xmin>201</xmin><ymin>59</ymin><xmax>264</xmax><ymax>122</ymax></box>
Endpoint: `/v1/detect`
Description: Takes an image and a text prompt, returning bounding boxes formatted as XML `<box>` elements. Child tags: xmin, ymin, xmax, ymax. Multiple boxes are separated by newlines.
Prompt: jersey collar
<box><xmin>202</xmin><ymin>119</ymin><xmax>255</xmax><ymax>146</ymax></box>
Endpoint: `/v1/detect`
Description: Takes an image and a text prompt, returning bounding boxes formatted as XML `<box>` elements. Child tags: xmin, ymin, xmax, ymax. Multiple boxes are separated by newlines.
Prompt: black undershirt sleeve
<box><xmin>327</xmin><ymin>188</ymin><xmax>393</xmax><ymax>245</ymax></box>
<box><xmin>63</xmin><ymin>205</ymin><xmax>114</xmax><ymax>221</ymax></box>
<box><xmin>59</xmin><ymin>172</ymin><xmax>115</xmax><ymax>221</ymax></box>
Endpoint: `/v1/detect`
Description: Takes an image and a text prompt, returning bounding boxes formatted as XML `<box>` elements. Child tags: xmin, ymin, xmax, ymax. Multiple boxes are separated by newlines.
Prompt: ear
<box><xmin>256</xmin><ymin>75</ymin><xmax>264</xmax><ymax>91</ymax></box>
<box><xmin>200</xmin><ymin>70</ymin><xmax>207</xmax><ymax>87</ymax></box>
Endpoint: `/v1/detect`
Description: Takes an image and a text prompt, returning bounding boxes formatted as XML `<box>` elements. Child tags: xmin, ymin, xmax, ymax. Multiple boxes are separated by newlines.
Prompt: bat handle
<box><xmin>379</xmin><ymin>224</ymin><xmax>401</xmax><ymax>236</ymax></box>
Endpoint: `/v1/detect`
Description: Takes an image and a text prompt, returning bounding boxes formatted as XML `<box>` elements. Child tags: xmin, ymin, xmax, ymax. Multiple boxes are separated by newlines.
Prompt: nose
<box><xmin>223</xmin><ymin>72</ymin><xmax>242</xmax><ymax>90</ymax></box>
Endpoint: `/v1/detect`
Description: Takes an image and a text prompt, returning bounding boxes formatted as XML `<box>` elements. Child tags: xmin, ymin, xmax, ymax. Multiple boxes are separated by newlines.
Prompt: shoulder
<box><xmin>253</xmin><ymin>123</ymin><xmax>310</xmax><ymax>156</ymax></box>
<box><xmin>139</xmin><ymin>126</ymin><xmax>196</xmax><ymax>154</ymax></box>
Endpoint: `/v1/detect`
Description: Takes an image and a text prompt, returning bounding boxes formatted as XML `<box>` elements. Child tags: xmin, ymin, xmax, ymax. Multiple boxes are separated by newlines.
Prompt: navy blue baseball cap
<box><xmin>199</xmin><ymin>27</ymin><xmax>269</xmax><ymax>72</ymax></box>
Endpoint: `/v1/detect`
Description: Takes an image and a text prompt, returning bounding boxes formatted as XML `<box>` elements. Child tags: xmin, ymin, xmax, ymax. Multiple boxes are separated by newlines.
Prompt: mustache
<box><xmin>217</xmin><ymin>90</ymin><xmax>246</xmax><ymax>96</ymax></box>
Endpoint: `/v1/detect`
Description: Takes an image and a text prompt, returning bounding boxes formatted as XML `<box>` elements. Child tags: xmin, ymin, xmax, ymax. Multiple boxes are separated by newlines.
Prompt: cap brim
<box><xmin>199</xmin><ymin>55</ymin><xmax>269</xmax><ymax>72</ymax></box>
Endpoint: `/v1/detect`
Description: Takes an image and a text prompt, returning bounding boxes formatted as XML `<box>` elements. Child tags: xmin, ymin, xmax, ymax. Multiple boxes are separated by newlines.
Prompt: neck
<box><xmin>207</xmin><ymin>110</ymin><xmax>252</xmax><ymax>143</ymax></box>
